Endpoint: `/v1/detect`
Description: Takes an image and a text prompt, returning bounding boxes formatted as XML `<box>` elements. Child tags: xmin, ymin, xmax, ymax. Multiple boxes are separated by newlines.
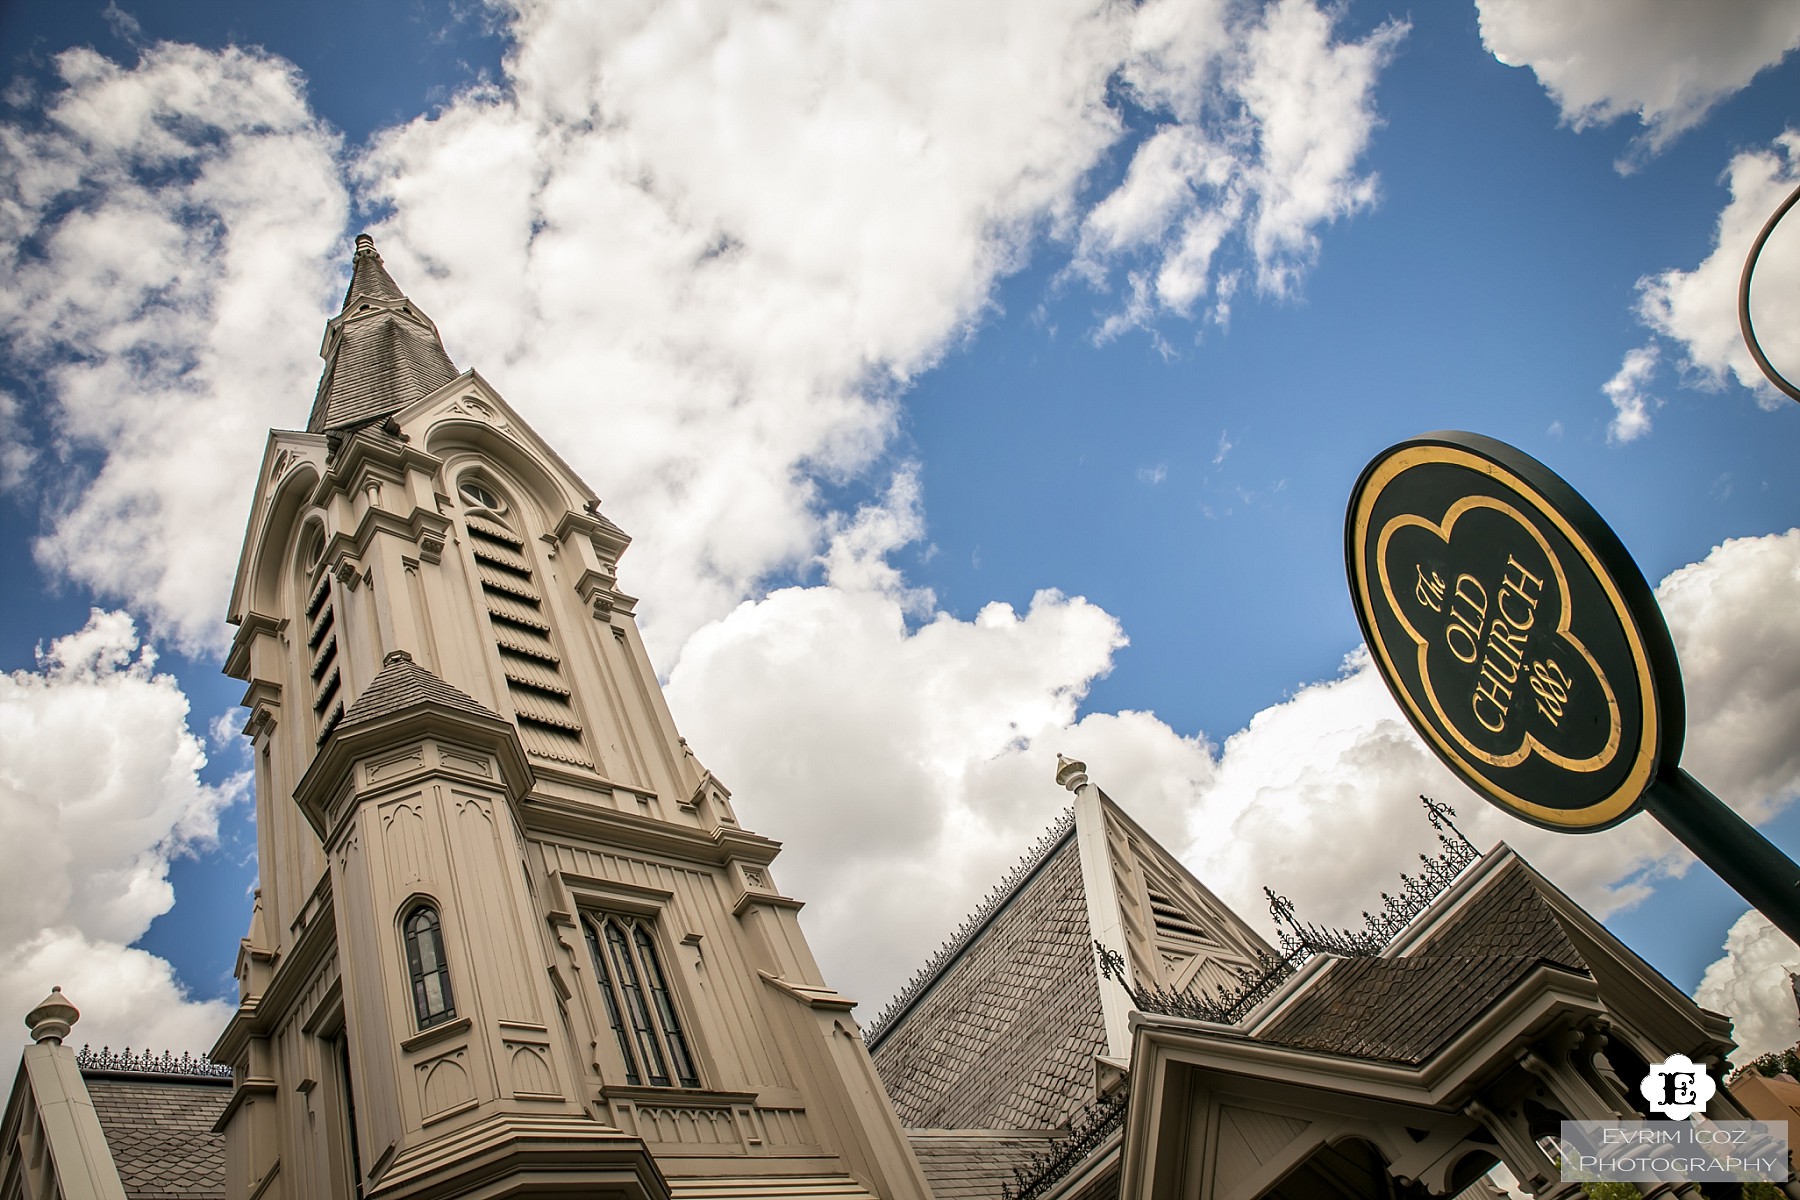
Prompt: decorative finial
<box><xmin>353</xmin><ymin>232</ymin><xmax>377</xmax><ymax>258</ymax></box>
<box><xmin>384</xmin><ymin>649</ymin><xmax>414</xmax><ymax>665</ymax></box>
<box><xmin>26</xmin><ymin>986</ymin><xmax>79</xmax><ymax>1045</ymax></box>
<box><xmin>1055</xmin><ymin>755</ymin><xmax>1089</xmax><ymax>793</ymax></box>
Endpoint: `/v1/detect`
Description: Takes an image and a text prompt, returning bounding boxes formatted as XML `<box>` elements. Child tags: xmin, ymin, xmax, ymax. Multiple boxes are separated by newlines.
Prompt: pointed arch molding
<box><xmin>231</xmin><ymin>433</ymin><xmax>326</xmax><ymax>627</ymax></box>
<box><xmin>416</xmin><ymin>376</ymin><xmax>594</xmax><ymax>528</ymax></box>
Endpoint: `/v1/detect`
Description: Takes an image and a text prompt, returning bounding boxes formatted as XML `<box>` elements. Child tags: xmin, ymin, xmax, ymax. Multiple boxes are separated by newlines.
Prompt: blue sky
<box><xmin>2</xmin><ymin>0</ymin><xmax>1799</xmax><ymax>1059</ymax></box>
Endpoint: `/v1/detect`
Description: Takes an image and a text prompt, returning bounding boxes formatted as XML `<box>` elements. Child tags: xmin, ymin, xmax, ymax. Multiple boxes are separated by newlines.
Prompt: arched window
<box><xmin>403</xmin><ymin>905</ymin><xmax>456</xmax><ymax>1029</ymax></box>
<box><xmin>581</xmin><ymin>915</ymin><xmax>699</xmax><ymax>1087</ymax></box>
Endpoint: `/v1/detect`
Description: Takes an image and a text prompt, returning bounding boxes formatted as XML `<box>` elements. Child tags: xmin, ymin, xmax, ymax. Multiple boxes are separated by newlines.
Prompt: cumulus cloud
<box><xmin>1696</xmin><ymin>910</ymin><xmax>1800</xmax><ymax>1062</ymax></box>
<box><xmin>667</xmin><ymin>579</ymin><xmax>1130</xmax><ymax>1007</ymax></box>
<box><xmin>1081</xmin><ymin>0</ymin><xmax>1405</xmax><ymax>334</ymax></box>
<box><xmin>1657</xmin><ymin>529</ymin><xmax>1800</xmax><ymax>821</ymax></box>
<box><xmin>1477</xmin><ymin>0</ymin><xmax>1800</xmax><ymax>161</ymax></box>
<box><xmin>0</xmin><ymin>610</ymin><xmax>244</xmax><ymax>1051</ymax></box>
<box><xmin>672</xmin><ymin>525</ymin><xmax>1800</xmax><ymax>1016</ymax></box>
<box><xmin>347</xmin><ymin>0</ymin><xmax>1389</xmax><ymax>662</ymax></box>
<box><xmin>0</xmin><ymin>43</ymin><xmax>345</xmax><ymax>653</ymax></box>
<box><xmin>1603</xmin><ymin>344</ymin><xmax>1659</xmax><ymax>443</ymax></box>
<box><xmin>1636</xmin><ymin>131</ymin><xmax>1800</xmax><ymax>410</ymax></box>
<box><xmin>2</xmin><ymin>1</ymin><xmax>1402</xmax><ymax>665</ymax></box>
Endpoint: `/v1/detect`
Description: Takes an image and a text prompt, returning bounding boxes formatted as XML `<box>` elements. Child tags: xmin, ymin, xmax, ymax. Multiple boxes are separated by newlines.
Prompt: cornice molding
<box><xmin>520</xmin><ymin>796</ymin><xmax>781</xmax><ymax>870</ymax></box>
<box><xmin>294</xmin><ymin>704</ymin><xmax>535</xmax><ymax>844</ymax></box>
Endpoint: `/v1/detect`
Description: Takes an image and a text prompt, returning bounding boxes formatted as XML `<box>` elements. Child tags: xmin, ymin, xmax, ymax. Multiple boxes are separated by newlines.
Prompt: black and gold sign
<box><xmin>1346</xmin><ymin>432</ymin><xmax>1685</xmax><ymax>832</ymax></box>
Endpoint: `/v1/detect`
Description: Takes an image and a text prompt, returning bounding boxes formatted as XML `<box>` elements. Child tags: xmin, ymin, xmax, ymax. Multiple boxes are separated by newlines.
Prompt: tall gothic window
<box><xmin>581</xmin><ymin>915</ymin><xmax>698</xmax><ymax>1087</ymax></box>
<box><xmin>403</xmin><ymin>904</ymin><xmax>456</xmax><ymax>1029</ymax></box>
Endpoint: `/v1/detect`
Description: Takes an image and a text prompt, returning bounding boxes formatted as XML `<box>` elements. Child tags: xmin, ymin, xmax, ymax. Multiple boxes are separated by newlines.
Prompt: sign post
<box><xmin>1346</xmin><ymin>430</ymin><xmax>1800</xmax><ymax>944</ymax></box>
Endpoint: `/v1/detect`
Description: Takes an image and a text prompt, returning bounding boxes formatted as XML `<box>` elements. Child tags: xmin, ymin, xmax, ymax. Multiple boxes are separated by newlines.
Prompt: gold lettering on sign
<box><xmin>1415</xmin><ymin>565</ymin><xmax>1446</xmax><ymax>613</ymax></box>
<box><xmin>1446</xmin><ymin>575</ymin><xmax>1488</xmax><ymax>664</ymax></box>
<box><xmin>1466</xmin><ymin>554</ymin><xmax>1545</xmax><ymax>734</ymax></box>
<box><xmin>1530</xmin><ymin>658</ymin><xmax>1571</xmax><ymax>726</ymax></box>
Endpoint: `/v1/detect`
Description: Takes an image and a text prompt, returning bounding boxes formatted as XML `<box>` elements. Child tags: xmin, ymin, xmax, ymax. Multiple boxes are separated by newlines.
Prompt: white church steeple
<box><xmin>212</xmin><ymin>235</ymin><xmax>931</xmax><ymax>1200</ymax></box>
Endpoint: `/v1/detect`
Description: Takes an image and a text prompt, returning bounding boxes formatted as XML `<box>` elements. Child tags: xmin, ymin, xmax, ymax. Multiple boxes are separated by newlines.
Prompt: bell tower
<box><xmin>213</xmin><ymin>235</ymin><xmax>929</xmax><ymax>1200</ymax></box>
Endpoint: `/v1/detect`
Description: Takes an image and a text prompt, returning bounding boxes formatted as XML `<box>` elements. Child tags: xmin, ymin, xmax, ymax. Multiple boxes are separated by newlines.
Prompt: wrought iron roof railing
<box><xmin>1001</xmin><ymin>1092</ymin><xmax>1128</xmax><ymax>1200</ymax></box>
<box><xmin>75</xmin><ymin>1044</ymin><xmax>234</xmax><ymax>1079</ymax></box>
<box><xmin>1100</xmin><ymin>796</ymin><xmax>1480</xmax><ymax>1024</ymax></box>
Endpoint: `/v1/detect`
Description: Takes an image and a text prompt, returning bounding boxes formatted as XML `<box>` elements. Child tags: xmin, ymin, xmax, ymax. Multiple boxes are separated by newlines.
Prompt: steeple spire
<box><xmin>306</xmin><ymin>233</ymin><xmax>457</xmax><ymax>433</ymax></box>
<box><xmin>342</xmin><ymin>232</ymin><xmax>405</xmax><ymax>308</ymax></box>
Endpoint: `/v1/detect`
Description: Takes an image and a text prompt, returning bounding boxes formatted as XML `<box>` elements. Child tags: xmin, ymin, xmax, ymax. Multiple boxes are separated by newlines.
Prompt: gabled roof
<box><xmin>307</xmin><ymin>235</ymin><xmax>458</xmax><ymax>433</ymax></box>
<box><xmin>869</xmin><ymin>775</ymin><xmax>1277</xmax><ymax>1135</ymax></box>
<box><xmin>1255</xmin><ymin>855</ymin><xmax>1591</xmax><ymax>1064</ymax></box>
<box><xmin>339</xmin><ymin>649</ymin><xmax>500</xmax><ymax>730</ymax></box>
<box><xmin>870</xmin><ymin>825</ymin><xmax>1108</xmax><ymax>1131</ymax></box>
<box><xmin>906</xmin><ymin>1130</ymin><xmax>1060</xmax><ymax>1200</ymax></box>
<box><xmin>85</xmin><ymin>1075</ymin><xmax>228</xmax><ymax>1200</ymax></box>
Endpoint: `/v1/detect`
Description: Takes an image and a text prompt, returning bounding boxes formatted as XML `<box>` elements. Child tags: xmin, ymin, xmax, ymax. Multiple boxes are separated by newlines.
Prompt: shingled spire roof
<box><xmin>307</xmin><ymin>234</ymin><xmax>458</xmax><ymax>433</ymax></box>
<box><xmin>339</xmin><ymin>650</ymin><xmax>499</xmax><ymax>731</ymax></box>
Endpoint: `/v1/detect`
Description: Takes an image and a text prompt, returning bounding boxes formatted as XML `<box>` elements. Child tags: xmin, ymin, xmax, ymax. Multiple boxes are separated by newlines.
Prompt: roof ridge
<box><xmin>863</xmin><ymin>808</ymin><xmax>1075</xmax><ymax>1047</ymax></box>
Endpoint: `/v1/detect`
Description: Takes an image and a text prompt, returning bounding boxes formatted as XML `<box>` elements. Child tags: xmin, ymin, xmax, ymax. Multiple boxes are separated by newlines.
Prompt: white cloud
<box><xmin>1079</xmin><ymin>0</ymin><xmax>1405</xmax><ymax>331</ymax></box>
<box><xmin>666</xmin><ymin>572</ymin><xmax>1131</xmax><ymax>1008</ymax></box>
<box><xmin>1603</xmin><ymin>343</ymin><xmax>1659</xmax><ymax>443</ymax></box>
<box><xmin>353</xmin><ymin>0</ymin><xmax>1402</xmax><ymax>658</ymax></box>
<box><xmin>0</xmin><ymin>43</ymin><xmax>346</xmax><ymax>653</ymax></box>
<box><xmin>1657</xmin><ymin>528</ymin><xmax>1800</xmax><ymax>822</ymax></box>
<box><xmin>670</xmin><ymin>525</ymin><xmax>1800</xmax><ymax>1018</ymax></box>
<box><xmin>1637</xmin><ymin>131</ymin><xmax>1800</xmax><ymax>409</ymax></box>
<box><xmin>1476</xmin><ymin>0</ymin><xmax>1800</xmax><ymax>160</ymax></box>
<box><xmin>3</xmin><ymin>1</ymin><xmax>1403</xmax><ymax>665</ymax></box>
<box><xmin>0</xmin><ymin>610</ymin><xmax>244</xmax><ymax>1052</ymax></box>
<box><xmin>1696</xmin><ymin>910</ymin><xmax>1800</xmax><ymax>1061</ymax></box>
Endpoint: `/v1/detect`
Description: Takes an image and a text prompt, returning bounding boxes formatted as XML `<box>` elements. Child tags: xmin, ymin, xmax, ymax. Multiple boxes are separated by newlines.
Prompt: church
<box><xmin>0</xmin><ymin>237</ymin><xmax>1778</xmax><ymax>1200</ymax></box>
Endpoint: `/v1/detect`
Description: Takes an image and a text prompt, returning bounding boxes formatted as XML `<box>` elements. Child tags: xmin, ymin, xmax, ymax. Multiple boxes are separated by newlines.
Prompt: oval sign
<box><xmin>1346</xmin><ymin>432</ymin><xmax>1685</xmax><ymax>832</ymax></box>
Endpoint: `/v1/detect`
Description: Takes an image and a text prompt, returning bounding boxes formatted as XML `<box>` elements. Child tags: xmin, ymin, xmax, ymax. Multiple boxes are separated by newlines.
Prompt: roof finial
<box><xmin>26</xmin><ymin>986</ymin><xmax>79</xmax><ymax>1045</ymax></box>
<box><xmin>353</xmin><ymin>232</ymin><xmax>378</xmax><ymax>258</ymax></box>
<box><xmin>1055</xmin><ymin>754</ymin><xmax>1089</xmax><ymax>794</ymax></box>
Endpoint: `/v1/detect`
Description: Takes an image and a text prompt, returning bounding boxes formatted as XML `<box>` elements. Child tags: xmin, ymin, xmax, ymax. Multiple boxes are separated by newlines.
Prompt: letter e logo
<box><xmin>1640</xmin><ymin>1053</ymin><xmax>1716</xmax><ymax>1119</ymax></box>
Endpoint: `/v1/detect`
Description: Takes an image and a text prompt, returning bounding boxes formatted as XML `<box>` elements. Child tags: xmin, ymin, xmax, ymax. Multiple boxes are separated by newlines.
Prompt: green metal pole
<box><xmin>1642</xmin><ymin>768</ymin><xmax>1800</xmax><ymax>947</ymax></box>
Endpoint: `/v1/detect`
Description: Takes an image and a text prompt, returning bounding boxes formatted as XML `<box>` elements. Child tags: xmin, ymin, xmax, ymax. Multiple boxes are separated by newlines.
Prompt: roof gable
<box><xmin>869</xmin><ymin>830</ymin><xmax>1108</xmax><ymax>1131</ymax></box>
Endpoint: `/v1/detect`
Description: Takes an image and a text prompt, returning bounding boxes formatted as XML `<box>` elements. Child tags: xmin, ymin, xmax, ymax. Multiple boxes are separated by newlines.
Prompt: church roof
<box><xmin>84</xmin><ymin>1074</ymin><xmax>228</xmax><ymax>1200</ymax></box>
<box><xmin>339</xmin><ymin>649</ymin><xmax>500</xmax><ymax>730</ymax></box>
<box><xmin>1256</xmin><ymin>855</ymin><xmax>1591</xmax><ymax>1065</ymax></box>
<box><xmin>870</xmin><ymin>826</ymin><xmax>1107</xmax><ymax>1132</ymax></box>
<box><xmin>906</xmin><ymin>1130</ymin><xmax>1061</xmax><ymax>1200</ymax></box>
<box><xmin>307</xmin><ymin>235</ymin><xmax>458</xmax><ymax>433</ymax></box>
<box><xmin>1258</xmin><ymin>953</ymin><xmax>1581</xmax><ymax>1064</ymax></box>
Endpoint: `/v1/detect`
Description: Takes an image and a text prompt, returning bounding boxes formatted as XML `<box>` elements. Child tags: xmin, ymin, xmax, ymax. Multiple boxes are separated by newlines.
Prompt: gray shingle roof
<box><xmin>1257</xmin><ymin>858</ymin><xmax>1591</xmax><ymax>1064</ymax></box>
<box><xmin>871</xmin><ymin>835</ymin><xmax>1107</xmax><ymax>1131</ymax></box>
<box><xmin>1413</xmin><ymin>857</ymin><xmax>1587</xmax><ymax>970</ymax></box>
<box><xmin>307</xmin><ymin>236</ymin><xmax>457</xmax><ymax>433</ymax></box>
<box><xmin>907</xmin><ymin>1130</ymin><xmax>1061</xmax><ymax>1199</ymax></box>
<box><xmin>339</xmin><ymin>650</ymin><xmax>499</xmax><ymax>731</ymax></box>
<box><xmin>343</xmin><ymin>232</ymin><xmax>404</xmax><ymax>308</ymax></box>
<box><xmin>84</xmin><ymin>1075</ymin><xmax>229</xmax><ymax>1199</ymax></box>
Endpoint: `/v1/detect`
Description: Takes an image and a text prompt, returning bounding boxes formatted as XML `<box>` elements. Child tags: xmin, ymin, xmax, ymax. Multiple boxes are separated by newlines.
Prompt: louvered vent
<box><xmin>466</xmin><ymin>514</ymin><xmax>593</xmax><ymax>767</ymax></box>
<box><xmin>307</xmin><ymin>572</ymin><xmax>344</xmax><ymax>744</ymax></box>
<box><xmin>1147</xmin><ymin>888</ymin><xmax>1210</xmax><ymax>942</ymax></box>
